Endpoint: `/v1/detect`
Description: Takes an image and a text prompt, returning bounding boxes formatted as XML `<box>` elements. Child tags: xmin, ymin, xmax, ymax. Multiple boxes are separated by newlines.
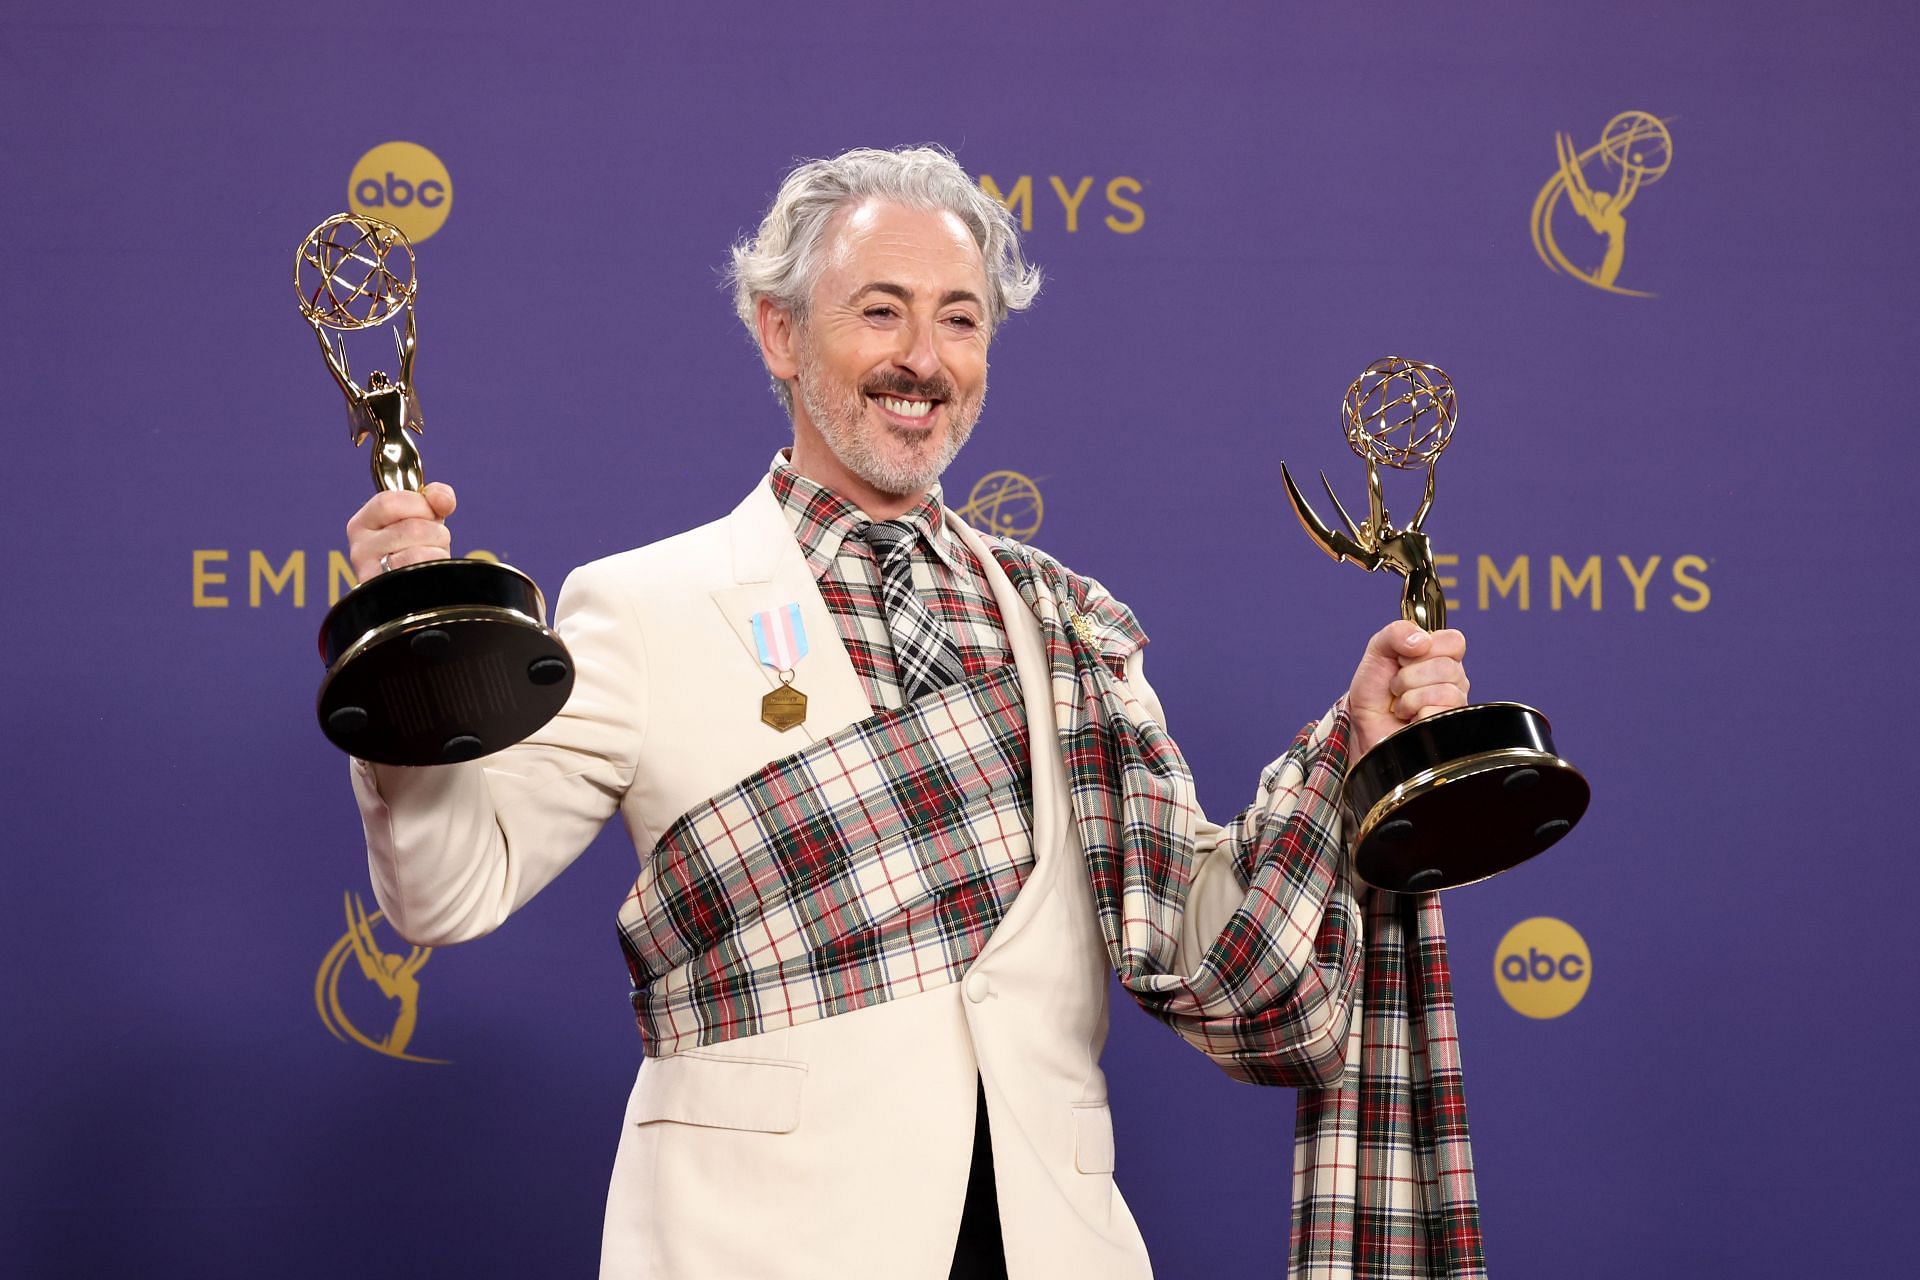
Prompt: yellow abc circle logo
<box><xmin>347</xmin><ymin>141</ymin><xmax>452</xmax><ymax>244</ymax></box>
<box><xmin>1493</xmin><ymin>916</ymin><xmax>1591</xmax><ymax>1019</ymax></box>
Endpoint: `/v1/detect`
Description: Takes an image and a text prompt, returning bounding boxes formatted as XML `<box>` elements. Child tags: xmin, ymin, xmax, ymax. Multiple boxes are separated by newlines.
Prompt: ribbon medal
<box><xmin>751</xmin><ymin>603</ymin><xmax>810</xmax><ymax>731</ymax></box>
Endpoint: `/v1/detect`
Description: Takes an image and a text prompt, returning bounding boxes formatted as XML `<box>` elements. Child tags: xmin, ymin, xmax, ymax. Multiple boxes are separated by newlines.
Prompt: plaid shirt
<box><xmin>768</xmin><ymin>460</ymin><xmax>1013</xmax><ymax>712</ymax></box>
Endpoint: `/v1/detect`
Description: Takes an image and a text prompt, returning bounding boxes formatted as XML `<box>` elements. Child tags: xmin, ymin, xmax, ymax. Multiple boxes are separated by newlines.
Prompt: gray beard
<box><xmin>796</xmin><ymin>346</ymin><xmax>981</xmax><ymax>499</ymax></box>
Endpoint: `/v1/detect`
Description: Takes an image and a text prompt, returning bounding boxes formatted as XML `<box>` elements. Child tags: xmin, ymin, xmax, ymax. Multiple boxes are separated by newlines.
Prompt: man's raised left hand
<box><xmin>1346</xmin><ymin>621</ymin><xmax>1471</xmax><ymax>759</ymax></box>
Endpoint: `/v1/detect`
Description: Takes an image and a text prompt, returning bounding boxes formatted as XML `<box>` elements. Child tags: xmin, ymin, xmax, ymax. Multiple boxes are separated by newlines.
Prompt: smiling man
<box><xmin>759</xmin><ymin>197</ymin><xmax>992</xmax><ymax>513</ymax></box>
<box><xmin>343</xmin><ymin>146</ymin><xmax>1483</xmax><ymax>1280</ymax></box>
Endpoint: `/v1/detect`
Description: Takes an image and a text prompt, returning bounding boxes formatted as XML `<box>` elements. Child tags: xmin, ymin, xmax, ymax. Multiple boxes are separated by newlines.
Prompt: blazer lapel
<box><xmin>709</xmin><ymin>477</ymin><xmax>870</xmax><ymax>743</ymax></box>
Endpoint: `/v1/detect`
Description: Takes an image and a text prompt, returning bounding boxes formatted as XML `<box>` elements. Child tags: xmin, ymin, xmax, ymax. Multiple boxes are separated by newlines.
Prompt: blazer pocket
<box><xmin>1072</xmin><ymin>1101</ymin><xmax>1116</xmax><ymax>1174</ymax></box>
<box><xmin>630</xmin><ymin>1050</ymin><xmax>807</xmax><ymax>1133</ymax></box>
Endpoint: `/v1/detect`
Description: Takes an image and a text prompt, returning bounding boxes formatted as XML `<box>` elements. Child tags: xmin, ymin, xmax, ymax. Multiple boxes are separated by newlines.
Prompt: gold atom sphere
<box><xmin>1598</xmin><ymin>111</ymin><xmax>1673</xmax><ymax>183</ymax></box>
<box><xmin>960</xmin><ymin>470</ymin><xmax>1044</xmax><ymax>540</ymax></box>
<box><xmin>1342</xmin><ymin>356</ymin><xmax>1457</xmax><ymax>470</ymax></box>
<box><xmin>296</xmin><ymin>212</ymin><xmax>417</xmax><ymax>331</ymax></box>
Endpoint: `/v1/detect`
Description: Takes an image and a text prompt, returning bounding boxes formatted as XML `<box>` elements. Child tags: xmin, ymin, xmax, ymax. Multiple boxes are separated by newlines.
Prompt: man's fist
<box><xmin>346</xmin><ymin>482</ymin><xmax>457</xmax><ymax>582</ymax></box>
<box><xmin>1346</xmin><ymin>620</ymin><xmax>1470</xmax><ymax>759</ymax></box>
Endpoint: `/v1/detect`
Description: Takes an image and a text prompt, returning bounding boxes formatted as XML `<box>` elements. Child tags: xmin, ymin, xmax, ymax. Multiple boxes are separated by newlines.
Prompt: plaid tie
<box><xmin>858</xmin><ymin>519</ymin><xmax>966</xmax><ymax>703</ymax></box>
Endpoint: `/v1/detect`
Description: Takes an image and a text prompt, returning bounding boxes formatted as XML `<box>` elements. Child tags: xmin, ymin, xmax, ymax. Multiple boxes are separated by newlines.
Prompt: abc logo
<box><xmin>1492</xmin><ymin>916</ymin><xmax>1591</xmax><ymax>1019</ymax></box>
<box><xmin>347</xmin><ymin>141</ymin><xmax>452</xmax><ymax>243</ymax></box>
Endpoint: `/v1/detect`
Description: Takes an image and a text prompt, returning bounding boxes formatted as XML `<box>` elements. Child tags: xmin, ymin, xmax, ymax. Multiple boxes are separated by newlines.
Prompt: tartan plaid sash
<box><xmin>987</xmin><ymin>541</ymin><xmax>1487</xmax><ymax>1280</ymax></box>
<box><xmin>616</xmin><ymin>662</ymin><xmax>1034</xmax><ymax>1055</ymax></box>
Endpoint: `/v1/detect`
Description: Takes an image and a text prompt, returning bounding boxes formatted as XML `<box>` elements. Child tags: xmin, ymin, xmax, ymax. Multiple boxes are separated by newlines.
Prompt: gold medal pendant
<box><xmin>761</xmin><ymin>676</ymin><xmax>807</xmax><ymax>732</ymax></box>
<box><xmin>751</xmin><ymin>611</ymin><xmax>810</xmax><ymax>731</ymax></box>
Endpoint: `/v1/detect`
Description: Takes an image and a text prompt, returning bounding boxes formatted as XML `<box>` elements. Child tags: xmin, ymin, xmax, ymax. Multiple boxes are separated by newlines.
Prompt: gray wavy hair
<box><xmin>727</xmin><ymin>145</ymin><xmax>1043</xmax><ymax>414</ymax></box>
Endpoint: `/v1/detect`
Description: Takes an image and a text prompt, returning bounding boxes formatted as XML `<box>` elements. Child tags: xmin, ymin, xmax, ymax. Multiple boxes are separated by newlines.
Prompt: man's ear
<box><xmin>756</xmin><ymin>296</ymin><xmax>799</xmax><ymax>381</ymax></box>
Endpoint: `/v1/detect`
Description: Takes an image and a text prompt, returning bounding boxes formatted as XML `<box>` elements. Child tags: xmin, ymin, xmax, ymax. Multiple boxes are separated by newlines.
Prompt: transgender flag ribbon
<box><xmin>750</xmin><ymin>603</ymin><xmax>809</xmax><ymax>673</ymax></box>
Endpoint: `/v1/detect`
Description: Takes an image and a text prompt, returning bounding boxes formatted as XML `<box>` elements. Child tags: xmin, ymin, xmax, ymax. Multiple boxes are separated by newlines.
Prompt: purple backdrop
<box><xmin>3</xmin><ymin>1</ymin><xmax>1914</xmax><ymax>1275</ymax></box>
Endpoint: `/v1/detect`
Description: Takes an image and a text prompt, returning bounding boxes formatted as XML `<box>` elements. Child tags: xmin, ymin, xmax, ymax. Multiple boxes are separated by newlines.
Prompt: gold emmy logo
<box><xmin>347</xmin><ymin>141</ymin><xmax>453</xmax><ymax>244</ymax></box>
<box><xmin>958</xmin><ymin>470</ymin><xmax>1044</xmax><ymax>539</ymax></box>
<box><xmin>1530</xmin><ymin>111</ymin><xmax>1673</xmax><ymax>297</ymax></box>
<box><xmin>315</xmin><ymin>892</ymin><xmax>448</xmax><ymax>1064</ymax></box>
<box><xmin>1493</xmin><ymin>916</ymin><xmax>1592</xmax><ymax>1019</ymax></box>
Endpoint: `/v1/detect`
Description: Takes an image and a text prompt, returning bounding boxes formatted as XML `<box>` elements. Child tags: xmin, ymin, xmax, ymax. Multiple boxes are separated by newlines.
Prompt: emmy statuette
<box><xmin>297</xmin><ymin>213</ymin><xmax>573</xmax><ymax>766</ymax></box>
<box><xmin>1281</xmin><ymin>357</ymin><xmax>1588</xmax><ymax>892</ymax></box>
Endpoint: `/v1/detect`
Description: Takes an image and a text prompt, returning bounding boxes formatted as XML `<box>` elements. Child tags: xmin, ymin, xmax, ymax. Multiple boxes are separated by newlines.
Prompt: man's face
<box><xmin>781</xmin><ymin>199</ymin><xmax>992</xmax><ymax>501</ymax></box>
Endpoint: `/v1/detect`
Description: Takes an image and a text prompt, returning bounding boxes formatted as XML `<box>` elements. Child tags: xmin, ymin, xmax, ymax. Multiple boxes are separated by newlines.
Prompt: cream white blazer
<box><xmin>353</xmin><ymin>476</ymin><xmax>1248</xmax><ymax>1278</ymax></box>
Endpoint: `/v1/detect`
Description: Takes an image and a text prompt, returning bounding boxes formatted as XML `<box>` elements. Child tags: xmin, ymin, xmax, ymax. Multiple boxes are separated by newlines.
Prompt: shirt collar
<box><xmin>768</xmin><ymin>451</ymin><xmax>964</xmax><ymax>579</ymax></box>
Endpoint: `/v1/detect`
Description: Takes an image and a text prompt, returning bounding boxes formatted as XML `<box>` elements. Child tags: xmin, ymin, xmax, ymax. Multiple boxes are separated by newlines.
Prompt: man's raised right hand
<box><xmin>346</xmin><ymin>482</ymin><xmax>457</xmax><ymax>582</ymax></box>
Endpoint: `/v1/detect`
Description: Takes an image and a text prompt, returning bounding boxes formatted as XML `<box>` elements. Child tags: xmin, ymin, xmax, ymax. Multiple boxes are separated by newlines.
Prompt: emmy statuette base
<box><xmin>317</xmin><ymin>558</ymin><xmax>574</xmax><ymax>766</ymax></box>
<box><xmin>1345</xmin><ymin>702</ymin><xmax>1589</xmax><ymax>893</ymax></box>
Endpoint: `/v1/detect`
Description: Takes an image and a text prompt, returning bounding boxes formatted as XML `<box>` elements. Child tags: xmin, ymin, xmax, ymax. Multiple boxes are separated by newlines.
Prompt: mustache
<box><xmin>861</xmin><ymin>371</ymin><xmax>954</xmax><ymax>402</ymax></box>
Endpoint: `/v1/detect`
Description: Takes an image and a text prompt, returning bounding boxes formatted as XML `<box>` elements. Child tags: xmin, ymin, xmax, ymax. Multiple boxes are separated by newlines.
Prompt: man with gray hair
<box><xmin>344</xmin><ymin>144</ymin><xmax>1483</xmax><ymax>1279</ymax></box>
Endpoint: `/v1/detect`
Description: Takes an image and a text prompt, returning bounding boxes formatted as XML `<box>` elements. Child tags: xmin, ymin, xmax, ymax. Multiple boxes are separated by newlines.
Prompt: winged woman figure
<box><xmin>344</xmin><ymin>891</ymin><xmax>432</xmax><ymax>1055</ymax></box>
<box><xmin>1555</xmin><ymin>130</ymin><xmax>1644</xmax><ymax>289</ymax></box>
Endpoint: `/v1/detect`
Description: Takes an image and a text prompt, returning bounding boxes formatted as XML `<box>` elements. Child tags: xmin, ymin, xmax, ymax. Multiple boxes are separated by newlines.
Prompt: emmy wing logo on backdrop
<box><xmin>1494</xmin><ymin>916</ymin><xmax>1592</xmax><ymax>1019</ymax></box>
<box><xmin>348</xmin><ymin>141</ymin><xmax>453</xmax><ymax>244</ymax></box>
<box><xmin>1530</xmin><ymin>111</ymin><xmax>1674</xmax><ymax>297</ymax></box>
<box><xmin>315</xmin><ymin>893</ymin><xmax>450</xmax><ymax>1064</ymax></box>
<box><xmin>958</xmin><ymin>469</ymin><xmax>1044</xmax><ymax>539</ymax></box>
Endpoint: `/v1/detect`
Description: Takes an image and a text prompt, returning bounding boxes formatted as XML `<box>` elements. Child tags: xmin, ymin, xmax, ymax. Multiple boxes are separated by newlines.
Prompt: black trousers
<box><xmin>945</xmin><ymin>1077</ymin><xmax>1007</xmax><ymax>1279</ymax></box>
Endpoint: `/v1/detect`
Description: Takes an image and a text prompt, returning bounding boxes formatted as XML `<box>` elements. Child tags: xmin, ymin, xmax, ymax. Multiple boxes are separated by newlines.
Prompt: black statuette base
<box><xmin>1344</xmin><ymin>702</ymin><xmax>1589</xmax><ymax>893</ymax></box>
<box><xmin>316</xmin><ymin>558</ymin><xmax>574</xmax><ymax>766</ymax></box>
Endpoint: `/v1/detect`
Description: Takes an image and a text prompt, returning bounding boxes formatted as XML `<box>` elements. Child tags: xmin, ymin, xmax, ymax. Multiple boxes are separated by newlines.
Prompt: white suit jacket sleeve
<box><xmin>348</xmin><ymin>561</ymin><xmax>647</xmax><ymax>945</ymax></box>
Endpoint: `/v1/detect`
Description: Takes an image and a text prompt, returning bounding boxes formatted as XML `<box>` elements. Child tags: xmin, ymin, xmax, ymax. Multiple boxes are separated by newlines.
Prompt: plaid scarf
<box><xmin>988</xmin><ymin>541</ymin><xmax>1486</xmax><ymax>1280</ymax></box>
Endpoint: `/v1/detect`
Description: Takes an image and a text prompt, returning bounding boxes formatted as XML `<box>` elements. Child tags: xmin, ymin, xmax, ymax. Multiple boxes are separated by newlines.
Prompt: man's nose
<box><xmin>892</xmin><ymin>316</ymin><xmax>941</xmax><ymax>381</ymax></box>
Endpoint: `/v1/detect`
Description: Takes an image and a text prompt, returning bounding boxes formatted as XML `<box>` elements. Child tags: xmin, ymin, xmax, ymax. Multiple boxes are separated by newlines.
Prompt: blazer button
<box><xmin>964</xmin><ymin>971</ymin><xmax>993</xmax><ymax>1004</ymax></box>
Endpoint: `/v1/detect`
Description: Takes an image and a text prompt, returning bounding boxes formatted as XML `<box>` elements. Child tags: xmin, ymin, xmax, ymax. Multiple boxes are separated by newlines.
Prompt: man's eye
<box><xmin>864</xmin><ymin>305</ymin><xmax>898</xmax><ymax>320</ymax></box>
<box><xmin>944</xmin><ymin>314</ymin><xmax>979</xmax><ymax>331</ymax></box>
